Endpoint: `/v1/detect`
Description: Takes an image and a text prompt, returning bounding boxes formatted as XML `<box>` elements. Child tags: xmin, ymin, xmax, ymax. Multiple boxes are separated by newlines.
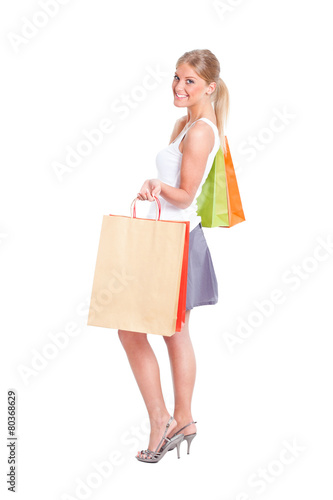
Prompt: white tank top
<box><xmin>144</xmin><ymin>117</ymin><xmax>220</xmax><ymax>232</ymax></box>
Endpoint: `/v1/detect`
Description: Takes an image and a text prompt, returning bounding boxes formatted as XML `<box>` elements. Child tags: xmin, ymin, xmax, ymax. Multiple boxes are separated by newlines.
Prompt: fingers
<box><xmin>146</xmin><ymin>189</ymin><xmax>155</xmax><ymax>201</ymax></box>
<box><xmin>137</xmin><ymin>189</ymin><xmax>156</xmax><ymax>201</ymax></box>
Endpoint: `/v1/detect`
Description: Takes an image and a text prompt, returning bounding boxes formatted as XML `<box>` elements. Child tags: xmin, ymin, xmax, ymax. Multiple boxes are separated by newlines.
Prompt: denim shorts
<box><xmin>186</xmin><ymin>222</ymin><xmax>218</xmax><ymax>310</ymax></box>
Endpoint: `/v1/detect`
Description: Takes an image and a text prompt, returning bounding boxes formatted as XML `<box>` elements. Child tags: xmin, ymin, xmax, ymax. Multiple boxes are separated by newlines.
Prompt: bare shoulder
<box><xmin>181</xmin><ymin>119</ymin><xmax>215</xmax><ymax>154</ymax></box>
<box><xmin>169</xmin><ymin>115</ymin><xmax>188</xmax><ymax>144</ymax></box>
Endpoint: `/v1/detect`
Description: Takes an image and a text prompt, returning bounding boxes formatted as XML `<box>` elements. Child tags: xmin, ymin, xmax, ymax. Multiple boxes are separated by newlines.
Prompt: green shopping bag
<box><xmin>197</xmin><ymin>138</ymin><xmax>245</xmax><ymax>228</ymax></box>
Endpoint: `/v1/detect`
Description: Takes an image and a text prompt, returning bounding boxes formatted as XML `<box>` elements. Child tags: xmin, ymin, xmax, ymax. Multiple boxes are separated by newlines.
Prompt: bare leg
<box><xmin>118</xmin><ymin>329</ymin><xmax>177</xmax><ymax>458</ymax></box>
<box><xmin>163</xmin><ymin>310</ymin><xmax>197</xmax><ymax>436</ymax></box>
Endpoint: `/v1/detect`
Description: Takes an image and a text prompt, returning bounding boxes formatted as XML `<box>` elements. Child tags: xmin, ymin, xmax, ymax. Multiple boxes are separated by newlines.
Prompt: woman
<box><xmin>118</xmin><ymin>49</ymin><xmax>229</xmax><ymax>463</ymax></box>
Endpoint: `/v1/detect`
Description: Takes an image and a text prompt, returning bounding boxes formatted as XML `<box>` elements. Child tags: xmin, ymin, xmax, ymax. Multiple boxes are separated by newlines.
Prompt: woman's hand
<box><xmin>137</xmin><ymin>179</ymin><xmax>162</xmax><ymax>201</ymax></box>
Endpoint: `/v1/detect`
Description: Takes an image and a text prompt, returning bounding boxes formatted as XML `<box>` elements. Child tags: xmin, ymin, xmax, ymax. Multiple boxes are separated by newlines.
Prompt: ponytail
<box><xmin>213</xmin><ymin>77</ymin><xmax>230</xmax><ymax>155</ymax></box>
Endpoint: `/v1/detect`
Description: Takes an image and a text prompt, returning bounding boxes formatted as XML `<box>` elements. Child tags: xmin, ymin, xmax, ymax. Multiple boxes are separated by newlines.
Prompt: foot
<box><xmin>172</xmin><ymin>416</ymin><xmax>197</xmax><ymax>437</ymax></box>
<box><xmin>136</xmin><ymin>415</ymin><xmax>178</xmax><ymax>460</ymax></box>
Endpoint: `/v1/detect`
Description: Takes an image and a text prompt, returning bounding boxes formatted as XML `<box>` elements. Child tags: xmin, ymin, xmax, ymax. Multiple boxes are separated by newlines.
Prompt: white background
<box><xmin>1</xmin><ymin>0</ymin><xmax>332</xmax><ymax>498</ymax></box>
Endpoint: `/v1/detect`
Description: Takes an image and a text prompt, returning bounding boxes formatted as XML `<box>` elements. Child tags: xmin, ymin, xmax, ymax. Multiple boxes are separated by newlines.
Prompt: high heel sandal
<box><xmin>136</xmin><ymin>416</ymin><xmax>184</xmax><ymax>463</ymax></box>
<box><xmin>162</xmin><ymin>421</ymin><xmax>197</xmax><ymax>455</ymax></box>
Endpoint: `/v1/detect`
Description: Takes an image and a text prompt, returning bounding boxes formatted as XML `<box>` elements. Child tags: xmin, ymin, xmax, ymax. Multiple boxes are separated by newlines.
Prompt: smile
<box><xmin>175</xmin><ymin>93</ymin><xmax>188</xmax><ymax>100</ymax></box>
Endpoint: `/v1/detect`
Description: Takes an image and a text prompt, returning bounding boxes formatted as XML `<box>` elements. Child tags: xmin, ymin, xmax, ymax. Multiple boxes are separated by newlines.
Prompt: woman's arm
<box><xmin>144</xmin><ymin>121</ymin><xmax>215</xmax><ymax>209</ymax></box>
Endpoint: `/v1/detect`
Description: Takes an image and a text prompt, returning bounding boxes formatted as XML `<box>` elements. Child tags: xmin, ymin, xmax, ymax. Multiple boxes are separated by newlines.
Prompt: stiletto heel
<box><xmin>161</xmin><ymin>421</ymin><xmax>197</xmax><ymax>454</ymax></box>
<box><xmin>176</xmin><ymin>439</ymin><xmax>182</xmax><ymax>459</ymax></box>
<box><xmin>184</xmin><ymin>433</ymin><xmax>196</xmax><ymax>454</ymax></box>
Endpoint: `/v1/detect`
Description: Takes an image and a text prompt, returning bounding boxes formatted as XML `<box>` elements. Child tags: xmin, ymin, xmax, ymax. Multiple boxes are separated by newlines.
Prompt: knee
<box><xmin>163</xmin><ymin>332</ymin><xmax>179</xmax><ymax>348</ymax></box>
<box><xmin>164</xmin><ymin>311</ymin><xmax>190</xmax><ymax>346</ymax></box>
<box><xmin>163</xmin><ymin>328</ymin><xmax>190</xmax><ymax>350</ymax></box>
<box><xmin>118</xmin><ymin>329</ymin><xmax>147</xmax><ymax>346</ymax></box>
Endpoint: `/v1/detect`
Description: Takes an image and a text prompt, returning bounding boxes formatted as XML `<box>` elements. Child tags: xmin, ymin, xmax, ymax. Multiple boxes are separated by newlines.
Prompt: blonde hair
<box><xmin>176</xmin><ymin>49</ymin><xmax>230</xmax><ymax>154</ymax></box>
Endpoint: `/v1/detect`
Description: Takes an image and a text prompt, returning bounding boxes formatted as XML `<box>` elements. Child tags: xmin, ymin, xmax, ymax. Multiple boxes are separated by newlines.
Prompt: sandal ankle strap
<box><xmin>173</xmin><ymin>421</ymin><xmax>197</xmax><ymax>436</ymax></box>
<box><xmin>153</xmin><ymin>416</ymin><xmax>174</xmax><ymax>453</ymax></box>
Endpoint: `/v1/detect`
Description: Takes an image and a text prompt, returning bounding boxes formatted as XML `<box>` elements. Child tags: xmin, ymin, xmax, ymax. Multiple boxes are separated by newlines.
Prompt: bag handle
<box><xmin>130</xmin><ymin>195</ymin><xmax>161</xmax><ymax>221</ymax></box>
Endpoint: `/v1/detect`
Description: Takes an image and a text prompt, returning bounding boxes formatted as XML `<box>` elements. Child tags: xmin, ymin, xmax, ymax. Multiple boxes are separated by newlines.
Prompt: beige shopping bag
<box><xmin>87</xmin><ymin>196</ymin><xmax>189</xmax><ymax>336</ymax></box>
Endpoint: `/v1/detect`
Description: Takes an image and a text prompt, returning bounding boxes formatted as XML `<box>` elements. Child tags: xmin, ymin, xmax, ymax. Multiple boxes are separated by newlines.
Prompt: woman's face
<box><xmin>172</xmin><ymin>62</ymin><xmax>215</xmax><ymax>107</ymax></box>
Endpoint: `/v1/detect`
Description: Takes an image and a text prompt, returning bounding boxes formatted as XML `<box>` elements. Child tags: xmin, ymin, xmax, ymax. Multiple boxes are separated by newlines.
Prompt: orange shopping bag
<box><xmin>197</xmin><ymin>136</ymin><xmax>245</xmax><ymax>228</ymax></box>
<box><xmin>224</xmin><ymin>137</ymin><xmax>245</xmax><ymax>227</ymax></box>
<box><xmin>87</xmin><ymin>196</ymin><xmax>189</xmax><ymax>336</ymax></box>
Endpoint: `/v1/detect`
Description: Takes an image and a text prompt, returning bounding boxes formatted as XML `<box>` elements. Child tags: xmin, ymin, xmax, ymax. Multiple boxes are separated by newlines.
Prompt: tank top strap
<box><xmin>172</xmin><ymin>117</ymin><xmax>218</xmax><ymax>144</ymax></box>
<box><xmin>172</xmin><ymin>120</ymin><xmax>198</xmax><ymax>144</ymax></box>
<box><xmin>196</xmin><ymin>117</ymin><xmax>219</xmax><ymax>134</ymax></box>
